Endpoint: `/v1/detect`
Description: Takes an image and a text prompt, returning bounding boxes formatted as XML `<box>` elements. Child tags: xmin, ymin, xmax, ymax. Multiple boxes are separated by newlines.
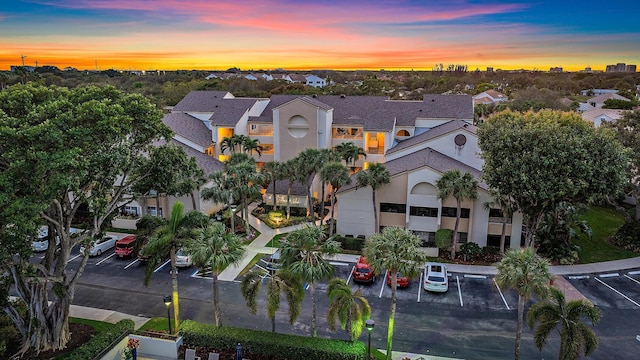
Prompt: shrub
<box><xmin>435</xmin><ymin>229</ymin><xmax>453</xmax><ymax>250</ymax></box>
<box><xmin>335</xmin><ymin>235</ymin><xmax>365</xmax><ymax>252</ymax></box>
<box><xmin>459</xmin><ymin>242</ymin><xmax>482</xmax><ymax>261</ymax></box>
<box><xmin>59</xmin><ymin>319</ymin><xmax>135</xmax><ymax>360</ymax></box>
<box><xmin>609</xmin><ymin>220</ymin><xmax>640</xmax><ymax>252</ymax></box>
<box><xmin>179</xmin><ymin>320</ymin><xmax>365</xmax><ymax>360</ymax></box>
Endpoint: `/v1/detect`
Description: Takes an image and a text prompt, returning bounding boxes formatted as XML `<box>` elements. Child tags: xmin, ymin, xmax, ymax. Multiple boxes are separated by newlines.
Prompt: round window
<box><xmin>288</xmin><ymin>115</ymin><xmax>309</xmax><ymax>138</ymax></box>
<box><xmin>454</xmin><ymin>134</ymin><xmax>467</xmax><ymax>146</ymax></box>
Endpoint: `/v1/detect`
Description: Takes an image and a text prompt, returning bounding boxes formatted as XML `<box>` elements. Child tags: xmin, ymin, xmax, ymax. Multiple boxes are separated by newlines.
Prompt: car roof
<box><xmin>117</xmin><ymin>235</ymin><xmax>135</xmax><ymax>243</ymax></box>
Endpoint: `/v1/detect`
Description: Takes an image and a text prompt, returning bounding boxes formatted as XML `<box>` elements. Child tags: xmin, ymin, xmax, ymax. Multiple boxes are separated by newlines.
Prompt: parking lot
<box><xmin>565</xmin><ymin>269</ymin><xmax>640</xmax><ymax>310</ymax></box>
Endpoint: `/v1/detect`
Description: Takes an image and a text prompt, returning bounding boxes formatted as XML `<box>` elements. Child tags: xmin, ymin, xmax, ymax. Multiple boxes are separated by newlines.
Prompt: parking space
<box><xmin>566</xmin><ymin>270</ymin><xmax>640</xmax><ymax>309</ymax></box>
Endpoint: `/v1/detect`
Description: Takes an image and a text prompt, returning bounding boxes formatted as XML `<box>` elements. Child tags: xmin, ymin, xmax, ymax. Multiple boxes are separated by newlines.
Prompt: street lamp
<box><xmin>163</xmin><ymin>295</ymin><xmax>172</xmax><ymax>334</ymax></box>
<box><xmin>366</xmin><ymin>319</ymin><xmax>375</xmax><ymax>360</ymax></box>
<box><xmin>230</xmin><ymin>204</ymin><xmax>237</xmax><ymax>233</ymax></box>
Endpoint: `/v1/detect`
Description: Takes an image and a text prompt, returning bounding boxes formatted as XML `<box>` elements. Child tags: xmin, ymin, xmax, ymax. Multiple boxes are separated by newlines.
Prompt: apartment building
<box><xmin>157</xmin><ymin>90</ymin><xmax>522</xmax><ymax>250</ymax></box>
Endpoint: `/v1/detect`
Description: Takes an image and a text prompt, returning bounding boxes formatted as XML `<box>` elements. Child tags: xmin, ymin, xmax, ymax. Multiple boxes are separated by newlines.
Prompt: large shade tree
<box><xmin>0</xmin><ymin>84</ymin><xmax>193</xmax><ymax>356</ymax></box>
<box><xmin>240</xmin><ymin>269</ymin><xmax>305</xmax><ymax>333</ymax></box>
<box><xmin>604</xmin><ymin>109</ymin><xmax>640</xmax><ymax>220</ymax></box>
<box><xmin>279</xmin><ymin>225</ymin><xmax>340</xmax><ymax>337</ymax></box>
<box><xmin>363</xmin><ymin>227</ymin><xmax>428</xmax><ymax>360</ymax></box>
<box><xmin>356</xmin><ymin>163</ymin><xmax>391</xmax><ymax>233</ymax></box>
<box><xmin>495</xmin><ymin>247</ymin><xmax>552</xmax><ymax>360</ymax></box>
<box><xmin>436</xmin><ymin>169</ymin><xmax>478</xmax><ymax>259</ymax></box>
<box><xmin>478</xmin><ymin>109</ymin><xmax>629</xmax><ymax>247</ymax></box>
<box><xmin>184</xmin><ymin>222</ymin><xmax>246</xmax><ymax>327</ymax></box>
<box><xmin>527</xmin><ymin>286</ymin><xmax>601</xmax><ymax>360</ymax></box>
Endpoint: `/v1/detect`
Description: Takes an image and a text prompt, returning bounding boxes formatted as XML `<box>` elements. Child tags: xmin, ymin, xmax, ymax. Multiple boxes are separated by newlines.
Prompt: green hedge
<box><xmin>59</xmin><ymin>319</ymin><xmax>134</xmax><ymax>360</ymax></box>
<box><xmin>334</xmin><ymin>235</ymin><xmax>365</xmax><ymax>252</ymax></box>
<box><xmin>180</xmin><ymin>320</ymin><xmax>366</xmax><ymax>360</ymax></box>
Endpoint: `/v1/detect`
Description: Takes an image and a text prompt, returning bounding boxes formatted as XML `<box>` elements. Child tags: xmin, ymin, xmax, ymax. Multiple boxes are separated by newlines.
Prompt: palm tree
<box><xmin>317</xmin><ymin>149</ymin><xmax>340</xmax><ymax>219</ymax></box>
<box><xmin>242</xmin><ymin>137</ymin><xmax>263</xmax><ymax>157</ymax></box>
<box><xmin>326</xmin><ymin>278</ymin><xmax>371</xmax><ymax>341</ymax></box>
<box><xmin>483</xmin><ymin>189</ymin><xmax>515</xmax><ymax>254</ymax></box>
<box><xmin>240</xmin><ymin>269</ymin><xmax>305</xmax><ymax>333</ymax></box>
<box><xmin>436</xmin><ymin>169</ymin><xmax>478</xmax><ymax>259</ymax></box>
<box><xmin>320</xmin><ymin>161</ymin><xmax>351</xmax><ymax>236</ymax></box>
<box><xmin>527</xmin><ymin>286</ymin><xmax>601</xmax><ymax>360</ymax></box>
<box><xmin>293</xmin><ymin>149</ymin><xmax>323</xmax><ymax>223</ymax></box>
<box><xmin>496</xmin><ymin>248</ymin><xmax>552</xmax><ymax>360</ymax></box>
<box><xmin>363</xmin><ymin>227</ymin><xmax>428</xmax><ymax>360</ymax></box>
<box><xmin>219</xmin><ymin>135</ymin><xmax>237</xmax><ymax>155</ymax></box>
<box><xmin>356</xmin><ymin>163</ymin><xmax>391</xmax><ymax>233</ymax></box>
<box><xmin>227</xmin><ymin>160</ymin><xmax>264</xmax><ymax>235</ymax></box>
<box><xmin>140</xmin><ymin>201</ymin><xmax>209</xmax><ymax>333</ymax></box>
<box><xmin>261</xmin><ymin>160</ymin><xmax>283</xmax><ymax>208</ymax></box>
<box><xmin>334</xmin><ymin>142</ymin><xmax>366</xmax><ymax>168</ymax></box>
<box><xmin>279</xmin><ymin>225</ymin><xmax>341</xmax><ymax>337</ymax></box>
<box><xmin>281</xmin><ymin>159</ymin><xmax>300</xmax><ymax>220</ymax></box>
<box><xmin>183</xmin><ymin>222</ymin><xmax>246</xmax><ymax>326</ymax></box>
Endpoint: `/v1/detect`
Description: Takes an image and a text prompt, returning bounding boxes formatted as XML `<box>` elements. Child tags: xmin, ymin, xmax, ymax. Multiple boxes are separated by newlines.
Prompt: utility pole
<box><xmin>21</xmin><ymin>55</ymin><xmax>27</xmax><ymax>66</ymax></box>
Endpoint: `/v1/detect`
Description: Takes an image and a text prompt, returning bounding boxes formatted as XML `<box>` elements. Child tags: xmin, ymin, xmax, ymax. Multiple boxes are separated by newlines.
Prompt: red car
<box><xmin>352</xmin><ymin>256</ymin><xmax>376</xmax><ymax>284</ymax></box>
<box><xmin>386</xmin><ymin>271</ymin><xmax>410</xmax><ymax>288</ymax></box>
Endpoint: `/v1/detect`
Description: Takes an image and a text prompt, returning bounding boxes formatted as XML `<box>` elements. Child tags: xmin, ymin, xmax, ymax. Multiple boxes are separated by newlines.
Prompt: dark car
<box><xmin>352</xmin><ymin>256</ymin><xmax>376</xmax><ymax>284</ymax></box>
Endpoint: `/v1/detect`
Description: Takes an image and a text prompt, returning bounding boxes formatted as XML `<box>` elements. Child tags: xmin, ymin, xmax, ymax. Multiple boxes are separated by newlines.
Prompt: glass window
<box><xmin>380</xmin><ymin>203</ymin><xmax>406</xmax><ymax>213</ymax></box>
<box><xmin>487</xmin><ymin>234</ymin><xmax>511</xmax><ymax>248</ymax></box>
<box><xmin>409</xmin><ymin>206</ymin><xmax>438</xmax><ymax>217</ymax></box>
<box><xmin>413</xmin><ymin>231</ymin><xmax>436</xmax><ymax>247</ymax></box>
<box><xmin>442</xmin><ymin>207</ymin><xmax>470</xmax><ymax>218</ymax></box>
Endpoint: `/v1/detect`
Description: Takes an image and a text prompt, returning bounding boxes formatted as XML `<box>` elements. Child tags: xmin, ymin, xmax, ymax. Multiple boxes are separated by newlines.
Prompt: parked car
<box><xmin>115</xmin><ymin>235</ymin><xmax>136</xmax><ymax>258</ymax></box>
<box><xmin>265</xmin><ymin>249</ymin><xmax>281</xmax><ymax>271</ymax></box>
<box><xmin>31</xmin><ymin>226</ymin><xmax>79</xmax><ymax>251</ymax></box>
<box><xmin>80</xmin><ymin>235</ymin><xmax>118</xmax><ymax>257</ymax></box>
<box><xmin>423</xmin><ymin>262</ymin><xmax>449</xmax><ymax>292</ymax></box>
<box><xmin>175</xmin><ymin>249</ymin><xmax>193</xmax><ymax>267</ymax></box>
<box><xmin>352</xmin><ymin>256</ymin><xmax>376</xmax><ymax>284</ymax></box>
<box><xmin>386</xmin><ymin>271</ymin><xmax>410</xmax><ymax>288</ymax></box>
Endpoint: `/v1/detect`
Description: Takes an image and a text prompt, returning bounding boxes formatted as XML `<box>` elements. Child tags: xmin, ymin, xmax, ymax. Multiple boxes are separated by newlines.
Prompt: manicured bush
<box><xmin>609</xmin><ymin>220</ymin><xmax>640</xmax><ymax>252</ymax></box>
<box><xmin>59</xmin><ymin>319</ymin><xmax>135</xmax><ymax>360</ymax></box>
<box><xmin>336</xmin><ymin>235</ymin><xmax>365</xmax><ymax>252</ymax></box>
<box><xmin>435</xmin><ymin>229</ymin><xmax>453</xmax><ymax>250</ymax></box>
<box><xmin>179</xmin><ymin>320</ymin><xmax>366</xmax><ymax>360</ymax></box>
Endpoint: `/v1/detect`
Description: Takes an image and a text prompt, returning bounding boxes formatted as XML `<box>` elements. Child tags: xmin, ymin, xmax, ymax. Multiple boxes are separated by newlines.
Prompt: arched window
<box><xmin>396</xmin><ymin>129</ymin><xmax>410</xmax><ymax>137</ymax></box>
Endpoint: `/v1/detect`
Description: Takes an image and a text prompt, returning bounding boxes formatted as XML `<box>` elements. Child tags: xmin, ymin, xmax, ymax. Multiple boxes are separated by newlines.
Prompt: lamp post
<box><xmin>366</xmin><ymin>319</ymin><xmax>375</xmax><ymax>360</ymax></box>
<box><xmin>164</xmin><ymin>295</ymin><xmax>172</xmax><ymax>334</ymax></box>
<box><xmin>230</xmin><ymin>204</ymin><xmax>237</xmax><ymax>233</ymax></box>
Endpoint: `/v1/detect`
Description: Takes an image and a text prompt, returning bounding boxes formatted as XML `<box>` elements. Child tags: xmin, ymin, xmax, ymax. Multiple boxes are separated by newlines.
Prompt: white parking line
<box><xmin>378</xmin><ymin>270</ymin><xmax>388</xmax><ymax>298</ymax></box>
<box><xmin>347</xmin><ymin>265</ymin><xmax>354</xmax><ymax>284</ymax></box>
<box><xmin>464</xmin><ymin>274</ymin><xmax>486</xmax><ymax>279</ymax></box>
<box><xmin>457</xmin><ymin>276</ymin><xmax>463</xmax><ymax>307</ymax></box>
<box><xmin>154</xmin><ymin>259</ymin><xmax>171</xmax><ymax>273</ymax></box>
<box><xmin>599</xmin><ymin>273</ymin><xmax>620</xmax><ymax>278</ymax></box>
<box><xmin>417</xmin><ymin>272</ymin><xmax>423</xmax><ymax>303</ymax></box>
<box><xmin>624</xmin><ymin>274</ymin><xmax>640</xmax><ymax>285</ymax></box>
<box><xmin>568</xmin><ymin>275</ymin><xmax>590</xmax><ymax>279</ymax></box>
<box><xmin>493</xmin><ymin>278</ymin><xmax>511</xmax><ymax>310</ymax></box>
<box><xmin>628</xmin><ymin>271</ymin><xmax>640</xmax><ymax>275</ymax></box>
<box><xmin>124</xmin><ymin>258</ymin><xmax>139</xmax><ymax>269</ymax></box>
<box><xmin>594</xmin><ymin>277</ymin><xmax>640</xmax><ymax>308</ymax></box>
<box><xmin>329</xmin><ymin>261</ymin><xmax>350</xmax><ymax>266</ymax></box>
<box><xmin>67</xmin><ymin>254</ymin><xmax>82</xmax><ymax>263</ymax></box>
<box><xmin>95</xmin><ymin>253</ymin><xmax>115</xmax><ymax>265</ymax></box>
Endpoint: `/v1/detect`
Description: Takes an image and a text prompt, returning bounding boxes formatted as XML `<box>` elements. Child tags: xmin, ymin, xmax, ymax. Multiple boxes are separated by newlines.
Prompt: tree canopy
<box><xmin>478</xmin><ymin>109</ymin><xmax>629</xmax><ymax>247</ymax></box>
<box><xmin>0</xmin><ymin>83</ymin><xmax>194</xmax><ymax>355</ymax></box>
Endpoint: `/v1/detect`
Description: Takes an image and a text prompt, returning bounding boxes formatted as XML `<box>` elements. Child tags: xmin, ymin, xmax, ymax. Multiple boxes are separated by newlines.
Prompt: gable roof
<box><xmin>170</xmin><ymin>139</ymin><xmax>224</xmax><ymax>175</ymax></box>
<box><xmin>340</xmin><ymin>147</ymin><xmax>487</xmax><ymax>193</ymax></box>
<box><xmin>172</xmin><ymin>91</ymin><xmax>232</xmax><ymax>111</ymax></box>
<box><xmin>387</xmin><ymin>120</ymin><xmax>477</xmax><ymax>155</ymax></box>
<box><xmin>162</xmin><ymin>112</ymin><xmax>212</xmax><ymax>148</ymax></box>
<box><xmin>587</xmin><ymin>93</ymin><xmax>629</xmax><ymax>103</ymax></box>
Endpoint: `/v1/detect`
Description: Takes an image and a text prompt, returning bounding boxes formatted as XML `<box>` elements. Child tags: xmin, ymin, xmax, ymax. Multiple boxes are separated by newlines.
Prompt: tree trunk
<box><xmin>515</xmin><ymin>294</ymin><xmax>525</xmax><ymax>360</ymax></box>
<box><xmin>635</xmin><ymin>194</ymin><xmax>640</xmax><ymax>221</ymax></box>
<box><xmin>170</xmin><ymin>247</ymin><xmax>180</xmax><ymax>334</ymax></box>
<box><xmin>213</xmin><ymin>270</ymin><xmax>221</xmax><ymax>327</ymax></box>
<box><xmin>307</xmin><ymin>179</ymin><xmax>315</xmax><ymax>224</ymax></box>
<box><xmin>272</xmin><ymin>180</ymin><xmax>277</xmax><ymax>208</ymax></box>
<box><xmin>310</xmin><ymin>282</ymin><xmax>317</xmax><ymax>337</ymax></box>
<box><xmin>320</xmin><ymin>181</ymin><xmax>326</xmax><ymax>222</ymax></box>
<box><xmin>190</xmin><ymin>192</ymin><xmax>197</xmax><ymax>211</ymax></box>
<box><xmin>500</xmin><ymin>218</ymin><xmax>507</xmax><ymax>254</ymax></box>
<box><xmin>386</xmin><ymin>273</ymin><xmax>397</xmax><ymax>360</ymax></box>
<box><xmin>286</xmin><ymin>182</ymin><xmax>292</xmax><ymax>220</ymax></box>
<box><xmin>329</xmin><ymin>189</ymin><xmax>336</xmax><ymax>236</ymax></box>
<box><xmin>372</xmin><ymin>190</ymin><xmax>379</xmax><ymax>233</ymax></box>
<box><xmin>524</xmin><ymin>213</ymin><xmax>544</xmax><ymax>248</ymax></box>
<box><xmin>271</xmin><ymin>315</ymin><xmax>276</xmax><ymax>333</ymax></box>
<box><xmin>451</xmin><ymin>201</ymin><xmax>461</xmax><ymax>259</ymax></box>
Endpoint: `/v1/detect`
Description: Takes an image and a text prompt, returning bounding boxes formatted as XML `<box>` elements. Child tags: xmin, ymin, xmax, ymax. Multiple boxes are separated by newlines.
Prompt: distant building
<box><xmin>549</xmin><ymin>67</ymin><xmax>563</xmax><ymax>73</ymax></box>
<box><xmin>580</xmin><ymin>89</ymin><xmax>618</xmax><ymax>96</ymax></box>
<box><xmin>606</xmin><ymin>63</ymin><xmax>637</xmax><ymax>72</ymax></box>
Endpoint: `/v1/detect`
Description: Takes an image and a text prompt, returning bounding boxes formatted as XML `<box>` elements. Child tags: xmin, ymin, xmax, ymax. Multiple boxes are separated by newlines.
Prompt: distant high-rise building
<box><xmin>606</xmin><ymin>62</ymin><xmax>637</xmax><ymax>72</ymax></box>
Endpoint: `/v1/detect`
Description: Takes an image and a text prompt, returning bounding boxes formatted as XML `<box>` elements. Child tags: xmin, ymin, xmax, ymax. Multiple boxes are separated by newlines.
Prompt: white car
<box><xmin>423</xmin><ymin>262</ymin><xmax>449</xmax><ymax>292</ymax></box>
<box><xmin>175</xmin><ymin>249</ymin><xmax>193</xmax><ymax>267</ymax></box>
<box><xmin>32</xmin><ymin>226</ymin><xmax>79</xmax><ymax>251</ymax></box>
<box><xmin>80</xmin><ymin>235</ymin><xmax>118</xmax><ymax>257</ymax></box>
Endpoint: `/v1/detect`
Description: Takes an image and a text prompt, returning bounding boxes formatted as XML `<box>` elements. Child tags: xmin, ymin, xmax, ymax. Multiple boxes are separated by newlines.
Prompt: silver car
<box><xmin>175</xmin><ymin>249</ymin><xmax>193</xmax><ymax>267</ymax></box>
<box><xmin>80</xmin><ymin>235</ymin><xmax>118</xmax><ymax>257</ymax></box>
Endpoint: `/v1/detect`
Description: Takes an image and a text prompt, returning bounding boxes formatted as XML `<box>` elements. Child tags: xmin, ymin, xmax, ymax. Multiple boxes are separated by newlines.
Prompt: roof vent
<box><xmin>431</xmin><ymin>99</ymin><xmax>435</xmax><ymax>102</ymax></box>
<box><xmin>312</xmin><ymin>94</ymin><xmax>317</xmax><ymax>98</ymax></box>
<box><xmin>419</xmin><ymin>109</ymin><xmax>423</xmax><ymax>112</ymax></box>
<box><xmin>215</xmin><ymin>105</ymin><xmax>218</xmax><ymax>107</ymax></box>
<box><xmin>340</xmin><ymin>94</ymin><xmax>346</xmax><ymax>98</ymax></box>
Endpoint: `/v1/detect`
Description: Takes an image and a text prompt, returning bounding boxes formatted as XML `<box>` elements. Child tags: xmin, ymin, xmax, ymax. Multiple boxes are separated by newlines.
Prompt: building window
<box><xmin>147</xmin><ymin>206</ymin><xmax>163</xmax><ymax>217</ymax></box>
<box><xmin>122</xmin><ymin>206</ymin><xmax>139</xmax><ymax>217</ymax></box>
<box><xmin>487</xmin><ymin>234</ymin><xmax>511</xmax><ymax>248</ymax></box>
<box><xmin>488</xmin><ymin>208</ymin><xmax>512</xmax><ymax>223</ymax></box>
<box><xmin>409</xmin><ymin>206</ymin><xmax>438</xmax><ymax>217</ymax></box>
<box><xmin>396</xmin><ymin>129</ymin><xmax>410</xmax><ymax>137</ymax></box>
<box><xmin>441</xmin><ymin>207</ymin><xmax>470</xmax><ymax>218</ymax></box>
<box><xmin>380</xmin><ymin>203</ymin><xmax>406</xmax><ymax>213</ymax></box>
<box><xmin>456</xmin><ymin>232</ymin><xmax>468</xmax><ymax>244</ymax></box>
<box><xmin>413</xmin><ymin>231</ymin><xmax>436</xmax><ymax>247</ymax></box>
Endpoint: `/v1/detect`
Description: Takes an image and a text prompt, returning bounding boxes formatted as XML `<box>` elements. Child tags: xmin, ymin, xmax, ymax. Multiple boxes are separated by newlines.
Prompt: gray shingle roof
<box><xmin>172</xmin><ymin>91</ymin><xmax>265</xmax><ymax>126</ymax></box>
<box><xmin>387</xmin><ymin>120</ymin><xmax>477</xmax><ymax>155</ymax></box>
<box><xmin>340</xmin><ymin>147</ymin><xmax>487</xmax><ymax>193</ymax></box>
<box><xmin>172</xmin><ymin>91</ymin><xmax>231</xmax><ymax>111</ymax></box>
<box><xmin>162</xmin><ymin>112</ymin><xmax>213</xmax><ymax>148</ymax></box>
<box><xmin>170</xmin><ymin>139</ymin><xmax>225</xmax><ymax>175</ymax></box>
<box><xmin>421</xmin><ymin>94</ymin><xmax>474</xmax><ymax>120</ymax></box>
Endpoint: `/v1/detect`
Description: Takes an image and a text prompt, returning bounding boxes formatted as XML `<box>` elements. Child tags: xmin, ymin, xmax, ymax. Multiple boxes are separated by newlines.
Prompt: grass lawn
<box><xmin>574</xmin><ymin>206</ymin><xmax>638</xmax><ymax>263</ymax></box>
<box><xmin>138</xmin><ymin>317</ymin><xmax>171</xmax><ymax>333</ymax></box>
<box><xmin>265</xmin><ymin>233</ymin><xmax>288</xmax><ymax>247</ymax></box>
<box><xmin>69</xmin><ymin>317</ymin><xmax>112</xmax><ymax>334</ymax></box>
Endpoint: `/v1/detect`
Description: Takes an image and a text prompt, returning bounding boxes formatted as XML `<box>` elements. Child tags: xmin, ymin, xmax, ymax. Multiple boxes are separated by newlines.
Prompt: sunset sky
<box><xmin>1</xmin><ymin>0</ymin><xmax>638</xmax><ymax>72</ymax></box>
